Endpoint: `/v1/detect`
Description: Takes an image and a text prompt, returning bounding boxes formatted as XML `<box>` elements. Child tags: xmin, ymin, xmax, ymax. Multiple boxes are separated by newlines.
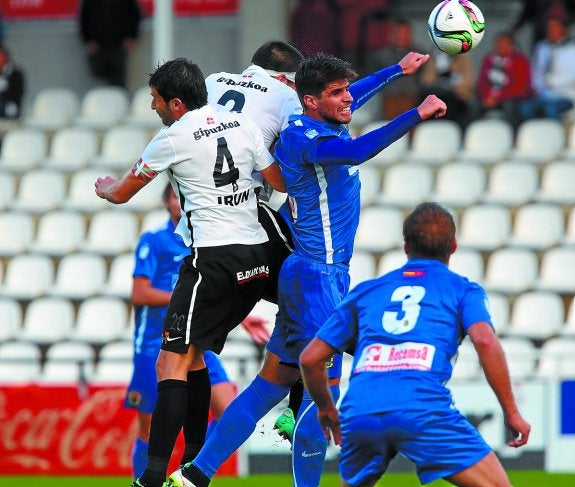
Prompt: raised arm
<box><xmin>468</xmin><ymin>321</ymin><xmax>531</xmax><ymax>447</ymax></box>
<box><xmin>350</xmin><ymin>52</ymin><xmax>430</xmax><ymax>111</ymax></box>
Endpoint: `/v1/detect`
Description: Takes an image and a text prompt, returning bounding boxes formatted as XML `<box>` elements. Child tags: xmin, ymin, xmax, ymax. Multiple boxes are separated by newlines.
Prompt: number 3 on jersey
<box><xmin>213</xmin><ymin>136</ymin><xmax>239</xmax><ymax>191</ymax></box>
<box><xmin>382</xmin><ymin>286</ymin><xmax>425</xmax><ymax>335</ymax></box>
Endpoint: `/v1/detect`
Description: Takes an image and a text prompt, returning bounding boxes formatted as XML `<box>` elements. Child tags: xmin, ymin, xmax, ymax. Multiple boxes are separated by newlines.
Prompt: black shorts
<box><xmin>257</xmin><ymin>202</ymin><xmax>293</xmax><ymax>304</ymax></box>
<box><xmin>161</xmin><ymin>243</ymin><xmax>269</xmax><ymax>354</ymax></box>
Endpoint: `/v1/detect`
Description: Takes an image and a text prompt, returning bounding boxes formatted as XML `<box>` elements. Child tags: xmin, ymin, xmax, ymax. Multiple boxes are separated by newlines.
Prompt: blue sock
<box><xmin>291</xmin><ymin>385</ymin><xmax>340</xmax><ymax>487</ymax></box>
<box><xmin>192</xmin><ymin>375</ymin><xmax>291</xmax><ymax>478</ymax></box>
<box><xmin>206</xmin><ymin>418</ymin><xmax>218</xmax><ymax>439</ymax></box>
<box><xmin>132</xmin><ymin>437</ymin><xmax>149</xmax><ymax>479</ymax></box>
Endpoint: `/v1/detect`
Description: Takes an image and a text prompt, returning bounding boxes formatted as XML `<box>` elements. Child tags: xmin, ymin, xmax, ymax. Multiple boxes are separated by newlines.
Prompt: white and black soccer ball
<box><xmin>428</xmin><ymin>0</ymin><xmax>486</xmax><ymax>55</ymax></box>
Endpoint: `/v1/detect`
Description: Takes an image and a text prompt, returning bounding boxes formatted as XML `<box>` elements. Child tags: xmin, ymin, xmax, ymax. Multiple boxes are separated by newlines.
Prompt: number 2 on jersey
<box><xmin>382</xmin><ymin>285</ymin><xmax>425</xmax><ymax>335</ymax></box>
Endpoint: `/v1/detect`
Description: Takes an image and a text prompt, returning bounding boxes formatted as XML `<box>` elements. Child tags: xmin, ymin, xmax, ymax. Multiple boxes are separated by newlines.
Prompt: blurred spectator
<box><xmin>367</xmin><ymin>18</ymin><xmax>426</xmax><ymax>120</ymax></box>
<box><xmin>0</xmin><ymin>45</ymin><xmax>24</xmax><ymax>120</ymax></box>
<box><xmin>79</xmin><ymin>0</ymin><xmax>142</xmax><ymax>88</ymax></box>
<box><xmin>513</xmin><ymin>0</ymin><xmax>575</xmax><ymax>51</ymax></box>
<box><xmin>420</xmin><ymin>50</ymin><xmax>475</xmax><ymax>128</ymax></box>
<box><xmin>519</xmin><ymin>16</ymin><xmax>575</xmax><ymax>121</ymax></box>
<box><xmin>476</xmin><ymin>31</ymin><xmax>533</xmax><ymax>128</ymax></box>
<box><xmin>289</xmin><ymin>0</ymin><xmax>340</xmax><ymax>57</ymax></box>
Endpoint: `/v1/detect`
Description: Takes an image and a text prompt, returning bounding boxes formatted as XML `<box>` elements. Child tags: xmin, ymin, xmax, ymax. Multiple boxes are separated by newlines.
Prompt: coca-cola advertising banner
<box><xmin>0</xmin><ymin>385</ymin><xmax>237</xmax><ymax>476</ymax></box>
<box><xmin>0</xmin><ymin>0</ymin><xmax>238</xmax><ymax>20</ymax></box>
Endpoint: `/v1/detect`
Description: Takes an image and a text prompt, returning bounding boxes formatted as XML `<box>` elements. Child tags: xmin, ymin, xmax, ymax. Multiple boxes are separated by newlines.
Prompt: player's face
<box><xmin>150</xmin><ymin>86</ymin><xmax>177</xmax><ymax>126</ymax></box>
<box><xmin>312</xmin><ymin>80</ymin><xmax>353</xmax><ymax>125</ymax></box>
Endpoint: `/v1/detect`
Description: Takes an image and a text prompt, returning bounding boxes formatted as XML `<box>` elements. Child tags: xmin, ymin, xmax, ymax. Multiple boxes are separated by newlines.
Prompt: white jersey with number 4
<box><xmin>135</xmin><ymin>104</ymin><xmax>273</xmax><ymax>248</ymax></box>
<box><xmin>206</xmin><ymin>64</ymin><xmax>302</xmax><ymax>149</ymax></box>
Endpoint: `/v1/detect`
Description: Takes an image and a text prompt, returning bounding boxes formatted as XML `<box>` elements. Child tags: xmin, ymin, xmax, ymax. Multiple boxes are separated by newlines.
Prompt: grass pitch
<box><xmin>1</xmin><ymin>471</ymin><xmax>575</xmax><ymax>486</ymax></box>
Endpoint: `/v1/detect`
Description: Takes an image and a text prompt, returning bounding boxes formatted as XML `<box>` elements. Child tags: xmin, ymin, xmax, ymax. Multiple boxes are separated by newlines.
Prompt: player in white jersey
<box><xmin>94</xmin><ymin>57</ymin><xmax>285</xmax><ymax>487</ymax></box>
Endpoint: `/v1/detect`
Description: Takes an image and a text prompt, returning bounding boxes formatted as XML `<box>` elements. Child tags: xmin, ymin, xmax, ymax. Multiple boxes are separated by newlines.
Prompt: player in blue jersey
<box><xmin>170</xmin><ymin>53</ymin><xmax>446</xmax><ymax>487</ymax></box>
<box><xmin>125</xmin><ymin>183</ymin><xmax>270</xmax><ymax>479</ymax></box>
<box><xmin>300</xmin><ymin>202</ymin><xmax>531</xmax><ymax>487</ymax></box>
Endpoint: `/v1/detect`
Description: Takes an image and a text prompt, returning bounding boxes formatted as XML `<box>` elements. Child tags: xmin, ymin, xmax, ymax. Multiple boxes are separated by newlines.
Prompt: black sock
<box><xmin>287</xmin><ymin>379</ymin><xmax>304</xmax><ymax>417</ymax></box>
<box><xmin>180</xmin><ymin>368</ymin><xmax>211</xmax><ymax>465</ymax></box>
<box><xmin>140</xmin><ymin>379</ymin><xmax>188</xmax><ymax>486</ymax></box>
<box><xmin>183</xmin><ymin>462</ymin><xmax>211</xmax><ymax>487</ymax></box>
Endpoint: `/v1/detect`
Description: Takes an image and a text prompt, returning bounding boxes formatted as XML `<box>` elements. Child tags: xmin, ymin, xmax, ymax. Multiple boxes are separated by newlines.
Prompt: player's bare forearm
<box><xmin>95</xmin><ymin>171</ymin><xmax>148</xmax><ymax>203</ymax></box>
<box><xmin>468</xmin><ymin>322</ymin><xmax>531</xmax><ymax>447</ymax></box>
<box><xmin>260</xmin><ymin>163</ymin><xmax>286</xmax><ymax>192</ymax></box>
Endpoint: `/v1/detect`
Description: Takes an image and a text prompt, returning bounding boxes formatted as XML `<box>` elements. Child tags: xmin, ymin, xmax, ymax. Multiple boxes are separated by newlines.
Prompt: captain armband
<box><xmin>131</xmin><ymin>158</ymin><xmax>159</xmax><ymax>182</ymax></box>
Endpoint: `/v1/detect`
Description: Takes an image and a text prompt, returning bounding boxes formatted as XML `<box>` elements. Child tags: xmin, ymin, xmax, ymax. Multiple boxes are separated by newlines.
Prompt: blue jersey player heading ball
<box><xmin>300</xmin><ymin>202</ymin><xmax>531</xmax><ymax>487</ymax></box>
<box><xmin>171</xmin><ymin>52</ymin><xmax>447</xmax><ymax>487</ymax></box>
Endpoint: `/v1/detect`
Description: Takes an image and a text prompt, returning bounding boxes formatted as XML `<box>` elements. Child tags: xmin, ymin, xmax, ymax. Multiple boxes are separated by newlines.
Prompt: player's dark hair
<box><xmin>251</xmin><ymin>40</ymin><xmax>304</xmax><ymax>72</ymax></box>
<box><xmin>148</xmin><ymin>58</ymin><xmax>207</xmax><ymax>110</ymax></box>
<box><xmin>403</xmin><ymin>202</ymin><xmax>456</xmax><ymax>262</ymax></box>
<box><xmin>295</xmin><ymin>53</ymin><xmax>358</xmax><ymax>101</ymax></box>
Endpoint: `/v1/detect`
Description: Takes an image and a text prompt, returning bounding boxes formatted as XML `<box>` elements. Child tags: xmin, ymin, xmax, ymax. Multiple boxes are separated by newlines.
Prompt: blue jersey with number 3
<box><xmin>316</xmin><ymin>259</ymin><xmax>493</xmax><ymax>418</ymax></box>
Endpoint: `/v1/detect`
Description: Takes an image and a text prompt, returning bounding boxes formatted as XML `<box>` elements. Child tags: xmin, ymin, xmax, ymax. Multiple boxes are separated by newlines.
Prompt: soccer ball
<box><xmin>428</xmin><ymin>0</ymin><xmax>486</xmax><ymax>55</ymax></box>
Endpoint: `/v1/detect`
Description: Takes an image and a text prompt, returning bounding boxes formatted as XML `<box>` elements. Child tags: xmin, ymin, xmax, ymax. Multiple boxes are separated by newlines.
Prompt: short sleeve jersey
<box><xmin>206</xmin><ymin>64</ymin><xmax>302</xmax><ymax>149</ymax></box>
<box><xmin>274</xmin><ymin>116</ymin><xmax>361</xmax><ymax>265</ymax></box>
<box><xmin>316</xmin><ymin>259</ymin><xmax>493</xmax><ymax>419</ymax></box>
<box><xmin>132</xmin><ymin>219</ymin><xmax>188</xmax><ymax>355</ymax></box>
<box><xmin>136</xmin><ymin>104</ymin><xmax>273</xmax><ymax>247</ymax></box>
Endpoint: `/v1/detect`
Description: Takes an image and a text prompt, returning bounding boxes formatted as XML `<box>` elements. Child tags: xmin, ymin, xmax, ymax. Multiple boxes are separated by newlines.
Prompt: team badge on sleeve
<box><xmin>131</xmin><ymin>158</ymin><xmax>159</xmax><ymax>182</ymax></box>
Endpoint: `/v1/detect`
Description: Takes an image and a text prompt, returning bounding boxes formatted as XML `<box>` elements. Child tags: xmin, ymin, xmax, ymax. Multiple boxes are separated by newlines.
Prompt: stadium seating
<box><xmin>428</xmin><ymin>162</ymin><xmax>485</xmax><ymax>208</ymax></box>
<box><xmin>21</xmin><ymin>297</ymin><xmax>75</xmax><ymax>344</ymax></box>
<box><xmin>459</xmin><ymin>118</ymin><xmax>513</xmax><ymax>164</ymax></box>
<box><xmin>349</xmin><ymin>250</ymin><xmax>377</xmax><ymax>288</ymax></box>
<box><xmin>0</xmin><ymin>297</ymin><xmax>22</xmax><ymax>342</ymax></box>
<box><xmin>0</xmin><ymin>173</ymin><xmax>15</xmax><ymax>211</ymax></box>
<box><xmin>376</xmin><ymin>163</ymin><xmax>433</xmax><ymax>207</ymax></box>
<box><xmin>481</xmin><ymin>161</ymin><xmax>539</xmax><ymax>207</ymax></box>
<box><xmin>50</xmin><ymin>252</ymin><xmax>107</xmax><ymax>300</ymax></box>
<box><xmin>499</xmin><ymin>337</ymin><xmax>538</xmax><ymax>380</ymax></box>
<box><xmin>62</xmin><ymin>168</ymin><xmax>119</xmax><ymax>213</ymax></box>
<box><xmin>43</xmin><ymin>126</ymin><xmax>99</xmax><ymax>173</ymax></box>
<box><xmin>80</xmin><ymin>209</ymin><xmax>138</xmax><ymax>256</ymax></box>
<box><xmin>29</xmin><ymin>210</ymin><xmax>86</xmax><ymax>256</ymax></box>
<box><xmin>511</xmin><ymin>118</ymin><xmax>565</xmax><ymax>163</ymax></box>
<box><xmin>41</xmin><ymin>340</ymin><xmax>96</xmax><ymax>383</ymax></box>
<box><xmin>535</xmin><ymin>160</ymin><xmax>575</xmax><ymax>205</ymax></box>
<box><xmin>404</xmin><ymin>119</ymin><xmax>462</xmax><ymax>165</ymax></box>
<box><xmin>0</xmin><ymin>253</ymin><xmax>55</xmax><ymax>300</ymax></box>
<box><xmin>508</xmin><ymin>203</ymin><xmax>564</xmax><ymax>250</ymax></box>
<box><xmin>451</xmin><ymin>338</ymin><xmax>481</xmax><ymax>380</ymax></box>
<box><xmin>377</xmin><ymin>248</ymin><xmax>407</xmax><ymax>276</ymax></box>
<box><xmin>0</xmin><ymin>128</ymin><xmax>48</xmax><ymax>174</ymax></box>
<box><xmin>486</xmin><ymin>292</ymin><xmax>510</xmax><ymax>335</ymax></box>
<box><xmin>358</xmin><ymin>165</ymin><xmax>382</xmax><ymax>207</ymax></box>
<box><xmin>74</xmin><ymin>86</ymin><xmax>130</xmax><ymax>130</ymax></box>
<box><xmin>537</xmin><ymin>337</ymin><xmax>575</xmax><ymax>379</ymax></box>
<box><xmin>89</xmin><ymin>125</ymin><xmax>149</xmax><ymax>171</ymax></box>
<box><xmin>449</xmin><ymin>247</ymin><xmax>485</xmax><ymax>283</ymax></box>
<box><xmin>535</xmin><ymin>246</ymin><xmax>575</xmax><ymax>294</ymax></box>
<box><xmin>0</xmin><ymin>341</ymin><xmax>41</xmax><ymax>383</ymax></box>
<box><xmin>483</xmin><ymin>247</ymin><xmax>539</xmax><ymax>295</ymax></box>
<box><xmin>23</xmin><ymin>87</ymin><xmax>80</xmax><ymax>132</ymax></box>
<box><xmin>102</xmin><ymin>252</ymin><xmax>134</xmax><ymax>299</ymax></box>
<box><xmin>91</xmin><ymin>340</ymin><xmax>133</xmax><ymax>384</ymax></box>
<box><xmin>506</xmin><ymin>291</ymin><xmax>564</xmax><ymax>341</ymax></box>
<box><xmin>457</xmin><ymin>204</ymin><xmax>511</xmax><ymax>251</ymax></box>
<box><xmin>10</xmin><ymin>169</ymin><xmax>67</xmax><ymax>213</ymax></box>
<box><xmin>71</xmin><ymin>297</ymin><xmax>130</xmax><ymax>344</ymax></box>
<box><xmin>355</xmin><ymin>205</ymin><xmax>404</xmax><ymax>254</ymax></box>
<box><xmin>124</xmin><ymin>85</ymin><xmax>164</xmax><ymax>132</ymax></box>
<box><xmin>0</xmin><ymin>211</ymin><xmax>34</xmax><ymax>256</ymax></box>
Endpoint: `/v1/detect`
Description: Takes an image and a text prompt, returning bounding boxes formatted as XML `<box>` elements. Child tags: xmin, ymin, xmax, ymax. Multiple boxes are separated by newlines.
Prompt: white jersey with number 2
<box><xmin>135</xmin><ymin>104</ymin><xmax>273</xmax><ymax>248</ymax></box>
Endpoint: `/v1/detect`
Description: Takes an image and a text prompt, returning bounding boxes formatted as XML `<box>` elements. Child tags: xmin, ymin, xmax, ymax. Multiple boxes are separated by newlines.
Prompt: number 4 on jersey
<box><xmin>213</xmin><ymin>136</ymin><xmax>239</xmax><ymax>191</ymax></box>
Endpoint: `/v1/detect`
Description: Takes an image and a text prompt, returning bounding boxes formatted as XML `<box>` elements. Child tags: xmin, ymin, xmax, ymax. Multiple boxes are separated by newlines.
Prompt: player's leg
<box><xmin>125</xmin><ymin>352</ymin><xmax>158</xmax><ymax>479</ymax></box>
<box><xmin>274</xmin><ymin>379</ymin><xmax>304</xmax><ymax>441</ymax></box>
<box><xmin>444</xmin><ymin>452</ymin><xmax>511</xmax><ymax>487</ymax></box>
<box><xmin>175</xmin><ymin>351</ymin><xmax>301</xmax><ymax>487</ymax></box>
<box><xmin>136</xmin><ymin>347</ymin><xmax>203</xmax><ymax>487</ymax></box>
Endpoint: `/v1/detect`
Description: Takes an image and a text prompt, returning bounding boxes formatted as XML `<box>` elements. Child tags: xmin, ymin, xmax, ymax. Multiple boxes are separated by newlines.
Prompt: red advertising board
<box><xmin>0</xmin><ymin>384</ymin><xmax>237</xmax><ymax>476</ymax></box>
<box><xmin>0</xmin><ymin>0</ymin><xmax>238</xmax><ymax>20</ymax></box>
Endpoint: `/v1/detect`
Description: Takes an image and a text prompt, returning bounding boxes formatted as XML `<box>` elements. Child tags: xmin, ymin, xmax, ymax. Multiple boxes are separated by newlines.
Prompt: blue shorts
<box><xmin>266</xmin><ymin>253</ymin><xmax>349</xmax><ymax>379</ymax></box>
<box><xmin>339</xmin><ymin>408</ymin><xmax>492</xmax><ymax>486</ymax></box>
<box><xmin>124</xmin><ymin>350</ymin><xmax>230</xmax><ymax>413</ymax></box>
